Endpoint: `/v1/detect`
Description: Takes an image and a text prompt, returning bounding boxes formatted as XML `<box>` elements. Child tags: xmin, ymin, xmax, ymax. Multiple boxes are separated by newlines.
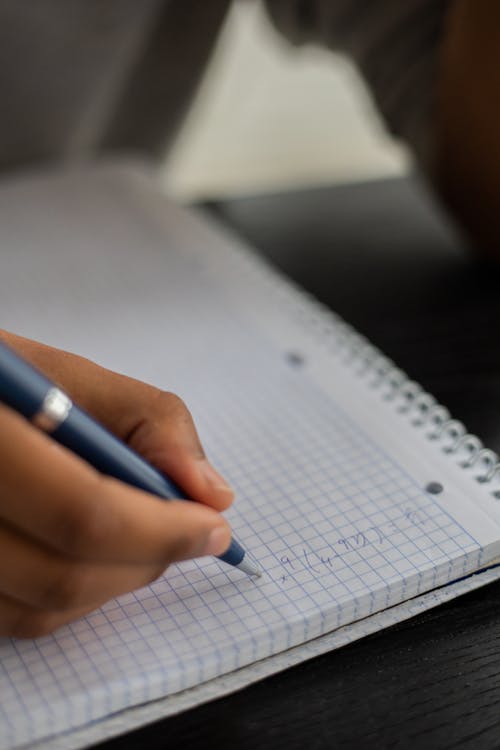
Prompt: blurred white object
<box><xmin>163</xmin><ymin>0</ymin><xmax>410</xmax><ymax>200</ymax></box>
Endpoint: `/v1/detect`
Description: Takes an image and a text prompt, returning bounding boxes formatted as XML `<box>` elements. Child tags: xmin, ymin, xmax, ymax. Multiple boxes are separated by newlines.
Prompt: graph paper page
<box><xmin>1</xmin><ymin>164</ymin><xmax>500</xmax><ymax>749</ymax></box>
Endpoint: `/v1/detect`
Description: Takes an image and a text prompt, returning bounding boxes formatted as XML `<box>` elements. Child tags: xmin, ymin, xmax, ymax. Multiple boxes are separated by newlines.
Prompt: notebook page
<box><xmin>1</xmin><ymin>164</ymin><xmax>500</xmax><ymax>749</ymax></box>
<box><xmin>31</xmin><ymin>564</ymin><xmax>500</xmax><ymax>750</ymax></box>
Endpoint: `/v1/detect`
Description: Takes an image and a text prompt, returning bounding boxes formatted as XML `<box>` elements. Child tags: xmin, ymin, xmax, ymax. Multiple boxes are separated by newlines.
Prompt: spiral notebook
<box><xmin>2</xmin><ymin>162</ymin><xmax>500</xmax><ymax>750</ymax></box>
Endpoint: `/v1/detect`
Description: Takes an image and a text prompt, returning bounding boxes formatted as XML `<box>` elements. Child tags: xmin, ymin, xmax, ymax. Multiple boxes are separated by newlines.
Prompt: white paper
<box><xmin>0</xmin><ymin>161</ymin><xmax>499</xmax><ymax>749</ymax></box>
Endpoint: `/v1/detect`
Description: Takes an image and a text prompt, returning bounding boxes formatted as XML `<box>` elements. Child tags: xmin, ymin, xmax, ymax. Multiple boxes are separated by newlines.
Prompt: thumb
<box><xmin>121</xmin><ymin>390</ymin><xmax>235</xmax><ymax>512</ymax></box>
<box><xmin>156</xmin><ymin>500</ymin><xmax>232</xmax><ymax>566</ymax></box>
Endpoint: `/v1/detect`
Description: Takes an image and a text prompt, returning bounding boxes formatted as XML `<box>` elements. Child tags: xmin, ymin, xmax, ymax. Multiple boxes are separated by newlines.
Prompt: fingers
<box><xmin>0</xmin><ymin>592</ymin><xmax>94</xmax><ymax>639</ymax></box>
<box><xmin>0</xmin><ymin>522</ymin><xmax>166</xmax><ymax>612</ymax></box>
<box><xmin>123</xmin><ymin>389</ymin><xmax>234</xmax><ymax>511</ymax></box>
<box><xmin>0</xmin><ymin>404</ymin><xmax>231</xmax><ymax>565</ymax></box>
<box><xmin>0</xmin><ymin>332</ymin><xmax>236</xmax><ymax>638</ymax></box>
<box><xmin>0</xmin><ymin>404</ymin><xmax>232</xmax><ymax>639</ymax></box>
<box><xmin>0</xmin><ymin>330</ymin><xmax>234</xmax><ymax>511</ymax></box>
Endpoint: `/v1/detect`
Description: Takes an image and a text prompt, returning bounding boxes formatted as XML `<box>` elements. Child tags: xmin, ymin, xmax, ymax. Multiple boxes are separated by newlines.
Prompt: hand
<box><xmin>0</xmin><ymin>331</ymin><xmax>233</xmax><ymax>638</ymax></box>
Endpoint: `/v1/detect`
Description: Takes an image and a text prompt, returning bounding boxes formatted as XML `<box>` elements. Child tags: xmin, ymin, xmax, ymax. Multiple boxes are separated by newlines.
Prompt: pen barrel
<box><xmin>54</xmin><ymin>407</ymin><xmax>183</xmax><ymax>499</ymax></box>
<box><xmin>0</xmin><ymin>341</ymin><xmax>53</xmax><ymax>418</ymax></box>
<box><xmin>217</xmin><ymin>538</ymin><xmax>245</xmax><ymax>566</ymax></box>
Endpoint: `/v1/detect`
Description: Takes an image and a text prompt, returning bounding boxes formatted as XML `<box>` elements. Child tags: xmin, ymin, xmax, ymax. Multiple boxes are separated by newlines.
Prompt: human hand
<box><xmin>0</xmin><ymin>331</ymin><xmax>233</xmax><ymax>638</ymax></box>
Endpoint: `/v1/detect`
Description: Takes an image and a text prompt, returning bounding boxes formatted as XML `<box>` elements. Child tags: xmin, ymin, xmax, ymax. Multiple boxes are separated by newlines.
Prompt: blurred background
<box><xmin>162</xmin><ymin>0</ymin><xmax>411</xmax><ymax>202</ymax></box>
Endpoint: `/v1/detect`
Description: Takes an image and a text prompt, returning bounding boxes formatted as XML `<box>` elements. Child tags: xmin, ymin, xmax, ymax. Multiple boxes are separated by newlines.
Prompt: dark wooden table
<box><xmin>96</xmin><ymin>177</ymin><xmax>500</xmax><ymax>750</ymax></box>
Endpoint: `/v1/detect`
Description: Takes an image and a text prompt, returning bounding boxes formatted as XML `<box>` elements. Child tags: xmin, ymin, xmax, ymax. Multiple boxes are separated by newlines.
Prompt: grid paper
<box><xmin>0</xmin><ymin>164</ymin><xmax>496</xmax><ymax>749</ymax></box>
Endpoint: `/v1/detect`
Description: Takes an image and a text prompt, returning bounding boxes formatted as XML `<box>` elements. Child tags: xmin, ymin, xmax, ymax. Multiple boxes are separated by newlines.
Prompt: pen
<box><xmin>0</xmin><ymin>340</ymin><xmax>261</xmax><ymax>578</ymax></box>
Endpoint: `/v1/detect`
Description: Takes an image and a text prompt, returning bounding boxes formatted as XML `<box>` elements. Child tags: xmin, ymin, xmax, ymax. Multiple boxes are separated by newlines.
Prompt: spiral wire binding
<box><xmin>211</xmin><ymin>218</ymin><xmax>500</xmax><ymax>500</ymax></box>
<box><xmin>317</xmin><ymin>310</ymin><xmax>500</xmax><ymax>499</ymax></box>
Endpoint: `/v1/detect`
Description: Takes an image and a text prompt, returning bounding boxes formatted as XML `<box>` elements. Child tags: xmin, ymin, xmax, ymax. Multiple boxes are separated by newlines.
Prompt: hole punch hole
<box><xmin>285</xmin><ymin>351</ymin><xmax>306</xmax><ymax>368</ymax></box>
<box><xmin>425</xmin><ymin>481</ymin><xmax>443</xmax><ymax>495</ymax></box>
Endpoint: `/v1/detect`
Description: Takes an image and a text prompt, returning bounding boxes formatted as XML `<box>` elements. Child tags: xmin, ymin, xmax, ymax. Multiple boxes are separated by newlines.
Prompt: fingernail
<box><xmin>201</xmin><ymin>460</ymin><xmax>234</xmax><ymax>498</ymax></box>
<box><xmin>203</xmin><ymin>525</ymin><xmax>231</xmax><ymax>556</ymax></box>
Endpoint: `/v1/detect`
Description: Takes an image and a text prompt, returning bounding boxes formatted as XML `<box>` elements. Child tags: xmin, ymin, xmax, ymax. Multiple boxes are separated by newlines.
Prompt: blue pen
<box><xmin>0</xmin><ymin>340</ymin><xmax>261</xmax><ymax>578</ymax></box>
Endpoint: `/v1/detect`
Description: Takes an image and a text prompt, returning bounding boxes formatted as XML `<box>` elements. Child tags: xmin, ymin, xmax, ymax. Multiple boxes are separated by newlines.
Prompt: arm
<box><xmin>434</xmin><ymin>1</ymin><xmax>500</xmax><ymax>257</ymax></box>
<box><xmin>265</xmin><ymin>0</ymin><xmax>500</xmax><ymax>256</ymax></box>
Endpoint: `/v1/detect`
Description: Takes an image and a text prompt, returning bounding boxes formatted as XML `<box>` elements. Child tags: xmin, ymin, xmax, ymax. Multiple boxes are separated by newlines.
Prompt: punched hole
<box><xmin>425</xmin><ymin>481</ymin><xmax>443</xmax><ymax>495</ymax></box>
<box><xmin>285</xmin><ymin>351</ymin><xmax>305</xmax><ymax>368</ymax></box>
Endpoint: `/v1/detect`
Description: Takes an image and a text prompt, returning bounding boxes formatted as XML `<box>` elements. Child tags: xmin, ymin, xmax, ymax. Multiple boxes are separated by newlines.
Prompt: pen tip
<box><xmin>237</xmin><ymin>557</ymin><xmax>263</xmax><ymax>578</ymax></box>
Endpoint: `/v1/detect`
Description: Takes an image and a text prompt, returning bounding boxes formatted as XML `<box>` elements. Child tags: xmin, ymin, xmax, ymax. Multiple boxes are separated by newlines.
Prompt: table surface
<box><xmin>96</xmin><ymin>177</ymin><xmax>500</xmax><ymax>750</ymax></box>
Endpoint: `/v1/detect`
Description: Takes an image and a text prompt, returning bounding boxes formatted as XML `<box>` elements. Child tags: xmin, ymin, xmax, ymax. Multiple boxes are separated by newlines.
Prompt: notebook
<box><xmin>1</xmin><ymin>161</ymin><xmax>500</xmax><ymax>750</ymax></box>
